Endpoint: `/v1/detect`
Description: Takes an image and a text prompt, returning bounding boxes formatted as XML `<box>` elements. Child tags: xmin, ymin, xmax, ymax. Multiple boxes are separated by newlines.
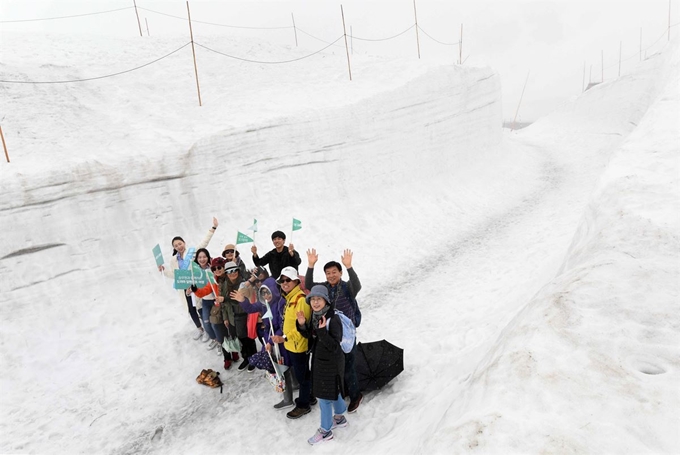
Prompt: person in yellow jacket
<box><xmin>270</xmin><ymin>266</ymin><xmax>314</xmax><ymax>419</ymax></box>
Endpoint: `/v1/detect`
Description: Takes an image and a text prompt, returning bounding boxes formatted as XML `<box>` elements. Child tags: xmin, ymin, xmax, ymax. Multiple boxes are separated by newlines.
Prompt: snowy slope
<box><xmin>1</xmin><ymin>29</ymin><xmax>678</xmax><ymax>455</ymax></box>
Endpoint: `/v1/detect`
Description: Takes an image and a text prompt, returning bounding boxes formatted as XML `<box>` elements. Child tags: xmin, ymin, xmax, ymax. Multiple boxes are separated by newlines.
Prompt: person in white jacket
<box><xmin>158</xmin><ymin>217</ymin><xmax>219</xmax><ymax>340</ymax></box>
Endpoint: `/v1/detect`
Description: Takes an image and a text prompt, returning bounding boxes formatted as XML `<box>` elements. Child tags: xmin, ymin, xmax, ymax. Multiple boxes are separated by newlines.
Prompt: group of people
<box><xmin>158</xmin><ymin>219</ymin><xmax>364</xmax><ymax>445</ymax></box>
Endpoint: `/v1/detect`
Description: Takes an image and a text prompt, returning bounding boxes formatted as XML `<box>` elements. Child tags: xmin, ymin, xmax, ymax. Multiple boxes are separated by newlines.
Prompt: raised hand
<box><xmin>288</xmin><ymin>243</ymin><xmax>295</xmax><ymax>256</ymax></box>
<box><xmin>296</xmin><ymin>310</ymin><xmax>306</xmax><ymax>325</ymax></box>
<box><xmin>341</xmin><ymin>249</ymin><xmax>353</xmax><ymax>269</ymax></box>
<box><xmin>307</xmin><ymin>248</ymin><xmax>318</xmax><ymax>267</ymax></box>
<box><xmin>230</xmin><ymin>290</ymin><xmax>245</xmax><ymax>302</ymax></box>
<box><xmin>212</xmin><ymin>217</ymin><xmax>219</xmax><ymax>228</ymax></box>
<box><xmin>251</xmin><ymin>245</ymin><xmax>258</xmax><ymax>256</ymax></box>
<box><xmin>318</xmin><ymin>315</ymin><xmax>327</xmax><ymax>328</ymax></box>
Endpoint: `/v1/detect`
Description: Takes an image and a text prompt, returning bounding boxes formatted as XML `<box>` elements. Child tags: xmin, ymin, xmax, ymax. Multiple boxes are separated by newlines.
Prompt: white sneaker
<box><xmin>201</xmin><ymin>331</ymin><xmax>210</xmax><ymax>342</ymax></box>
<box><xmin>207</xmin><ymin>339</ymin><xmax>218</xmax><ymax>350</ymax></box>
<box><xmin>215</xmin><ymin>344</ymin><xmax>223</xmax><ymax>356</ymax></box>
<box><xmin>193</xmin><ymin>329</ymin><xmax>204</xmax><ymax>340</ymax></box>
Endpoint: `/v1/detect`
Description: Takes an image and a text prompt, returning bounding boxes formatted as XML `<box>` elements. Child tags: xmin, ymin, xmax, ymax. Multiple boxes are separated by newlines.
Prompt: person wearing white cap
<box><xmin>270</xmin><ymin>266</ymin><xmax>314</xmax><ymax>419</ymax></box>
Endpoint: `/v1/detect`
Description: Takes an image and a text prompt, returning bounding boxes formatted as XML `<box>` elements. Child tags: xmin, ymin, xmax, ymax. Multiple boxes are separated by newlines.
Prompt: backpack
<box><xmin>196</xmin><ymin>368</ymin><xmax>223</xmax><ymax>393</ymax></box>
<box><xmin>327</xmin><ymin>310</ymin><xmax>356</xmax><ymax>354</ymax></box>
<box><xmin>338</xmin><ymin>282</ymin><xmax>362</xmax><ymax>328</ymax></box>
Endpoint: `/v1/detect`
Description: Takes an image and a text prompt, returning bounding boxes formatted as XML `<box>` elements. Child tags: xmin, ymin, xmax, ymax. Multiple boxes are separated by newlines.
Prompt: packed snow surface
<box><xmin>0</xmin><ymin>30</ymin><xmax>678</xmax><ymax>454</ymax></box>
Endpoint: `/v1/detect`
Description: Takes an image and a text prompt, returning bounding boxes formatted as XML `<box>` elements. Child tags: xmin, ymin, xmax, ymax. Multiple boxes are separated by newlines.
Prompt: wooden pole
<box><xmin>413</xmin><ymin>0</ymin><xmax>421</xmax><ymax>59</ymax></box>
<box><xmin>291</xmin><ymin>13</ymin><xmax>298</xmax><ymax>47</ymax></box>
<box><xmin>0</xmin><ymin>125</ymin><xmax>9</xmax><ymax>163</ymax></box>
<box><xmin>340</xmin><ymin>5</ymin><xmax>352</xmax><ymax>81</ymax></box>
<box><xmin>459</xmin><ymin>24</ymin><xmax>463</xmax><ymax>64</ymax></box>
<box><xmin>582</xmin><ymin>61</ymin><xmax>586</xmax><ymax>92</ymax></box>
<box><xmin>511</xmin><ymin>72</ymin><xmax>529</xmax><ymax>131</ymax></box>
<box><xmin>146</xmin><ymin>18</ymin><xmax>150</xmax><ymax>36</ymax></box>
<box><xmin>640</xmin><ymin>27</ymin><xmax>642</xmax><ymax>61</ymax></box>
<box><xmin>133</xmin><ymin>0</ymin><xmax>143</xmax><ymax>37</ymax></box>
<box><xmin>186</xmin><ymin>1</ymin><xmax>202</xmax><ymax>106</ymax></box>
<box><xmin>618</xmin><ymin>41</ymin><xmax>622</xmax><ymax>77</ymax></box>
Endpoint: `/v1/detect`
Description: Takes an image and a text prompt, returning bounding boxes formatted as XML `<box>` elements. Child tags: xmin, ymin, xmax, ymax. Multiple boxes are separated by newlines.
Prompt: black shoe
<box><xmin>310</xmin><ymin>397</ymin><xmax>318</xmax><ymax>406</ymax></box>
<box><xmin>348</xmin><ymin>393</ymin><xmax>363</xmax><ymax>413</ymax></box>
<box><xmin>286</xmin><ymin>406</ymin><xmax>311</xmax><ymax>419</ymax></box>
<box><xmin>247</xmin><ymin>364</ymin><xmax>256</xmax><ymax>373</ymax></box>
<box><xmin>237</xmin><ymin>360</ymin><xmax>249</xmax><ymax>371</ymax></box>
<box><xmin>273</xmin><ymin>399</ymin><xmax>294</xmax><ymax>410</ymax></box>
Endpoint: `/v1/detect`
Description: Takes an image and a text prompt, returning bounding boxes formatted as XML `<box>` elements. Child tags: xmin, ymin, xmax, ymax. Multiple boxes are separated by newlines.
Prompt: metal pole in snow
<box><xmin>146</xmin><ymin>17</ymin><xmax>150</xmax><ymax>36</ymax></box>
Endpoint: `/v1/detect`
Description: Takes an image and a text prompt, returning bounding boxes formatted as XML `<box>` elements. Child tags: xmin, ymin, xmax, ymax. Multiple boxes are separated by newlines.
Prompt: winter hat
<box><xmin>222</xmin><ymin>243</ymin><xmax>240</xmax><ymax>258</ymax></box>
<box><xmin>306</xmin><ymin>285</ymin><xmax>330</xmax><ymax>305</ymax></box>
<box><xmin>224</xmin><ymin>261</ymin><xmax>239</xmax><ymax>274</ymax></box>
<box><xmin>271</xmin><ymin>230</ymin><xmax>286</xmax><ymax>241</ymax></box>
<box><xmin>210</xmin><ymin>257</ymin><xmax>226</xmax><ymax>268</ymax></box>
<box><xmin>277</xmin><ymin>266</ymin><xmax>299</xmax><ymax>283</ymax></box>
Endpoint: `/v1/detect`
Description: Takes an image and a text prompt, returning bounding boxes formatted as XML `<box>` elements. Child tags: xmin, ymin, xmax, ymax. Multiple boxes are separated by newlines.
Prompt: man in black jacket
<box><xmin>305</xmin><ymin>248</ymin><xmax>363</xmax><ymax>413</ymax></box>
<box><xmin>251</xmin><ymin>230</ymin><xmax>301</xmax><ymax>280</ymax></box>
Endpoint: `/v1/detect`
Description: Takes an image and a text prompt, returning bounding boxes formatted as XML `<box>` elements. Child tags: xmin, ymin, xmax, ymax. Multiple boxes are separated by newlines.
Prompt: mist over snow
<box><xmin>0</xmin><ymin>25</ymin><xmax>678</xmax><ymax>455</ymax></box>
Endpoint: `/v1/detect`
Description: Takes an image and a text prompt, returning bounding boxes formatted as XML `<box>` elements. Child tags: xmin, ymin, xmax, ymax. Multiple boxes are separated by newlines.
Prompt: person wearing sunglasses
<box><xmin>221</xmin><ymin>243</ymin><xmax>248</xmax><ymax>280</ymax></box>
<box><xmin>219</xmin><ymin>261</ymin><xmax>257</xmax><ymax>372</ymax></box>
<box><xmin>270</xmin><ymin>266</ymin><xmax>314</xmax><ymax>419</ymax></box>
<box><xmin>251</xmin><ymin>230</ymin><xmax>301</xmax><ymax>281</ymax></box>
<box><xmin>158</xmin><ymin>217</ymin><xmax>218</xmax><ymax>341</ymax></box>
<box><xmin>193</xmin><ymin>257</ymin><xmax>240</xmax><ymax>368</ymax></box>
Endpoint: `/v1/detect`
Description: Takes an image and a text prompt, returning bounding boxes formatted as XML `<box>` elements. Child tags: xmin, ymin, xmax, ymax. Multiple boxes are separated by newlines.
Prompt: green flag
<box><xmin>236</xmin><ymin>231</ymin><xmax>254</xmax><ymax>244</ymax></box>
<box><xmin>152</xmin><ymin>244</ymin><xmax>164</xmax><ymax>267</ymax></box>
<box><xmin>292</xmin><ymin>218</ymin><xmax>302</xmax><ymax>231</ymax></box>
<box><xmin>248</xmin><ymin>219</ymin><xmax>258</xmax><ymax>232</ymax></box>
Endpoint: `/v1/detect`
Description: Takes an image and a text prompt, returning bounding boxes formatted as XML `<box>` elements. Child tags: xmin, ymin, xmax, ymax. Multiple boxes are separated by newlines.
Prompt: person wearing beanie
<box><xmin>157</xmin><ymin>217</ymin><xmax>219</xmax><ymax>341</ymax></box>
<box><xmin>296</xmin><ymin>285</ymin><xmax>348</xmax><ymax>445</ymax></box>
<box><xmin>250</xmin><ymin>230</ymin><xmax>301</xmax><ymax>279</ymax></box>
<box><xmin>305</xmin><ymin>248</ymin><xmax>364</xmax><ymax>413</ymax></box>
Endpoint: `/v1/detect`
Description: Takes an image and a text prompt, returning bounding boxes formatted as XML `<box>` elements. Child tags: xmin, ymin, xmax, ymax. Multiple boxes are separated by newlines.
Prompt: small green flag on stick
<box><xmin>292</xmin><ymin>218</ymin><xmax>302</xmax><ymax>231</ymax></box>
<box><xmin>236</xmin><ymin>231</ymin><xmax>254</xmax><ymax>244</ymax></box>
<box><xmin>248</xmin><ymin>219</ymin><xmax>258</xmax><ymax>232</ymax></box>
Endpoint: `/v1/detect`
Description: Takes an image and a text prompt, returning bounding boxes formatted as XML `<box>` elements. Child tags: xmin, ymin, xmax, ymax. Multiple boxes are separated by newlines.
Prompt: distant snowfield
<box><xmin>0</xmin><ymin>31</ymin><xmax>678</xmax><ymax>454</ymax></box>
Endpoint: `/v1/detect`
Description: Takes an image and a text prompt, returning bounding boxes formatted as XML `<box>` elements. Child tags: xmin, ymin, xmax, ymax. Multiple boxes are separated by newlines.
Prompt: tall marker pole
<box><xmin>341</xmin><ymin>5</ymin><xmax>352</xmax><ymax>81</ymax></box>
<box><xmin>582</xmin><ymin>61</ymin><xmax>586</xmax><ymax>92</ymax></box>
<box><xmin>187</xmin><ymin>1</ymin><xmax>202</xmax><ymax>106</ymax></box>
<box><xmin>459</xmin><ymin>24</ymin><xmax>463</xmax><ymax>64</ymax></box>
<box><xmin>0</xmin><ymin>125</ymin><xmax>9</xmax><ymax>163</ymax></box>
<box><xmin>413</xmin><ymin>0</ymin><xmax>421</xmax><ymax>59</ymax></box>
<box><xmin>511</xmin><ymin>72</ymin><xmax>529</xmax><ymax>132</ymax></box>
<box><xmin>291</xmin><ymin>13</ymin><xmax>298</xmax><ymax>46</ymax></box>
<box><xmin>146</xmin><ymin>18</ymin><xmax>150</xmax><ymax>36</ymax></box>
<box><xmin>133</xmin><ymin>0</ymin><xmax>143</xmax><ymax>37</ymax></box>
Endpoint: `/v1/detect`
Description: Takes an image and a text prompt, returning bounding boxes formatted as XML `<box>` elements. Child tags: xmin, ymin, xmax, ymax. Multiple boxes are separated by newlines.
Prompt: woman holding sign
<box><xmin>158</xmin><ymin>217</ymin><xmax>218</xmax><ymax>341</ymax></box>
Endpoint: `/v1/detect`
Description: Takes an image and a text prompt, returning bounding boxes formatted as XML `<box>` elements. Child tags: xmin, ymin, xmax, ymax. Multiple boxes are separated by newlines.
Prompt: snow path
<box><xmin>1</xmin><ymin>30</ymin><xmax>677</xmax><ymax>454</ymax></box>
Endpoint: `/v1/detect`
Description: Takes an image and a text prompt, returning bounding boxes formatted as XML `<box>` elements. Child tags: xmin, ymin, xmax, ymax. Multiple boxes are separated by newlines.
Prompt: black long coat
<box><xmin>297</xmin><ymin>309</ymin><xmax>346</xmax><ymax>401</ymax></box>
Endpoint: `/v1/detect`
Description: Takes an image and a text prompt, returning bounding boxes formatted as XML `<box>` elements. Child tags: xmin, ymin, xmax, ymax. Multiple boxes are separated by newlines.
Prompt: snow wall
<box><xmin>426</xmin><ymin>38</ymin><xmax>680</xmax><ymax>454</ymax></box>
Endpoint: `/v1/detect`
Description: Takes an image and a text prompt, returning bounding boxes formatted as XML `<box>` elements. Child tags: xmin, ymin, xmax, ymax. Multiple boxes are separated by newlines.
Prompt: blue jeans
<box><xmin>319</xmin><ymin>393</ymin><xmax>347</xmax><ymax>432</ymax></box>
<box><xmin>201</xmin><ymin>300</ymin><xmax>217</xmax><ymax>340</ymax></box>
<box><xmin>289</xmin><ymin>351</ymin><xmax>311</xmax><ymax>408</ymax></box>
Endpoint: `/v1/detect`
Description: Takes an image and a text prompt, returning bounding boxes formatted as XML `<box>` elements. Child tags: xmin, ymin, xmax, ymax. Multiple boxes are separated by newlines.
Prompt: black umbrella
<box><xmin>355</xmin><ymin>340</ymin><xmax>404</xmax><ymax>391</ymax></box>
